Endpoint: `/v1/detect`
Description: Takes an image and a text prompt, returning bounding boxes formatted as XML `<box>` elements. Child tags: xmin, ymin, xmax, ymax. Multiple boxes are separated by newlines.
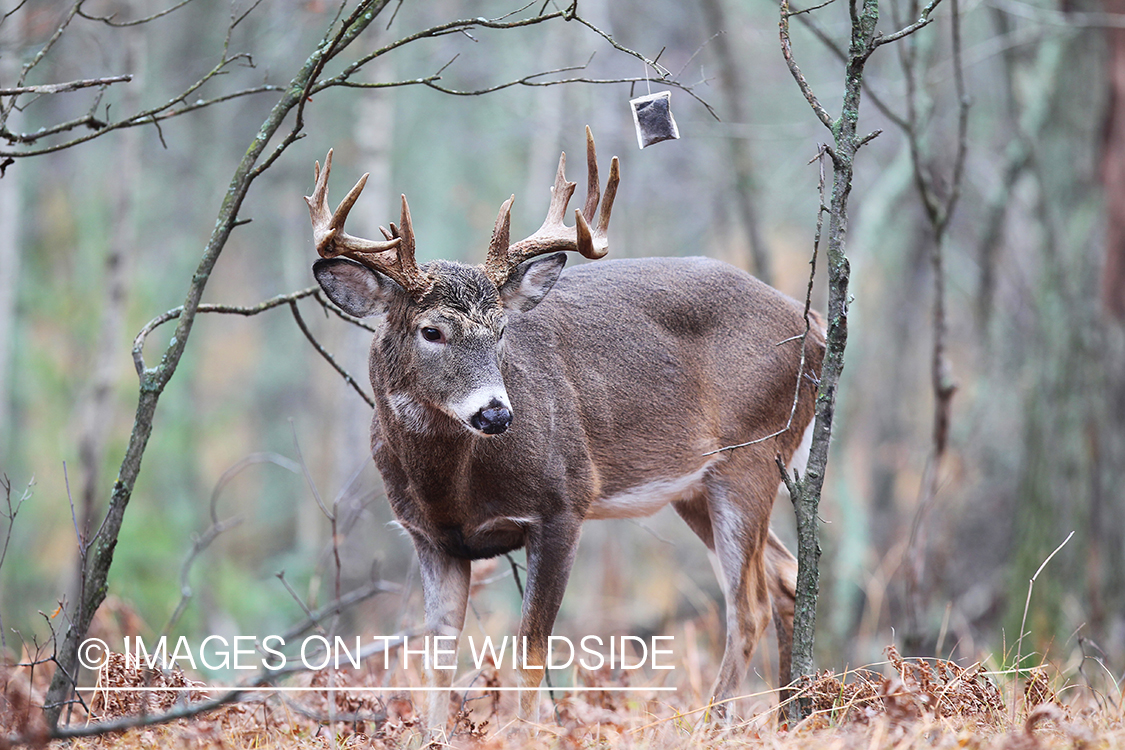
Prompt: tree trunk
<box><xmin>75</xmin><ymin>6</ymin><xmax>144</xmax><ymax>583</ymax></box>
<box><xmin>1102</xmin><ymin>0</ymin><xmax>1125</xmax><ymax>318</ymax></box>
<box><xmin>0</xmin><ymin>0</ymin><xmax>23</xmax><ymax>457</ymax></box>
<box><xmin>699</xmin><ymin>0</ymin><xmax>773</xmax><ymax>284</ymax></box>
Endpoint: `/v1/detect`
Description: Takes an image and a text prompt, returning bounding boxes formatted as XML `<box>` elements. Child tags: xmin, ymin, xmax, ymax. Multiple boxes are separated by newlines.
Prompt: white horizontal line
<box><xmin>76</xmin><ymin>686</ymin><xmax>677</xmax><ymax>693</ymax></box>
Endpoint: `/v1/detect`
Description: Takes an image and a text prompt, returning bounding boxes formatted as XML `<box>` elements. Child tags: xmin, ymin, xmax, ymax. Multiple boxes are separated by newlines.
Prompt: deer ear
<box><xmin>313</xmin><ymin>257</ymin><xmax>399</xmax><ymax>317</ymax></box>
<box><xmin>499</xmin><ymin>252</ymin><xmax>566</xmax><ymax>312</ymax></box>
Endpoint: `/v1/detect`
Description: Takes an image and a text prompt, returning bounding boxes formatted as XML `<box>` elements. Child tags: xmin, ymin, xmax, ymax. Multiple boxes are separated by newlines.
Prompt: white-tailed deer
<box><xmin>305</xmin><ymin>128</ymin><xmax>824</xmax><ymax>732</ymax></box>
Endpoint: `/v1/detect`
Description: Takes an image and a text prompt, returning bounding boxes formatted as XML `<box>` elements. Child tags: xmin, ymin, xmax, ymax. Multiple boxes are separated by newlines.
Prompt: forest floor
<box><xmin>2</xmin><ymin>644</ymin><xmax>1123</xmax><ymax>748</ymax></box>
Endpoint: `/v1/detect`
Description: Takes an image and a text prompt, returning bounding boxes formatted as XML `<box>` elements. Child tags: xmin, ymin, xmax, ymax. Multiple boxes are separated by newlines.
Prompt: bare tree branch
<box><xmin>46</xmin><ymin>689</ymin><xmax>246</xmax><ymax>743</ymax></box>
<box><xmin>4</xmin><ymin>1</ymin><xmax>82</xmax><ymax>105</ymax></box>
<box><xmin>872</xmin><ymin>0</ymin><xmax>942</xmax><ymax>48</ymax></box>
<box><xmin>1</xmin><ymin>77</ymin><xmax>282</xmax><ymax>155</ymax></box>
<box><xmin>786</xmin><ymin>4</ymin><xmax>910</xmax><ymax>130</ymax></box>
<box><xmin>276</xmin><ymin>579</ymin><xmax>403</xmax><ymax>644</ymax></box>
<box><xmin>161</xmin><ymin>453</ymin><xmax>306</xmax><ymax>637</ymax></box>
<box><xmin>290</xmin><ymin>301</ymin><xmax>376</xmax><ymax>408</ymax></box>
<box><xmin>0</xmin><ymin>475</ymin><xmax>31</xmax><ymax>654</ymax></box>
<box><xmin>76</xmin><ymin>0</ymin><xmax>197</xmax><ymax>27</ymax></box>
<box><xmin>0</xmin><ymin>2</ymin><xmax>278</xmax><ymax>156</ymax></box>
<box><xmin>989</xmin><ymin>0</ymin><xmax>1125</xmax><ymax>27</ymax></box>
<box><xmin>780</xmin><ymin>0</ymin><xmax>836</xmax><ymax>130</ymax></box>
<box><xmin>708</xmin><ymin>146</ymin><xmax>827</xmax><ymax>460</ymax></box>
<box><xmin>316</xmin><ymin>3</ymin><xmax>717</xmax><ymax>117</ymax></box>
<box><xmin>0</xmin><ymin>75</ymin><xmax>132</xmax><ymax>96</ymax></box>
<box><xmin>131</xmin><ymin>287</ymin><xmax>320</xmax><ymax>376</ymax></box>
<box><xmin>897</xmin><ymin>0</ymin><xmax>968</xmax><ymax>655</ymax></box>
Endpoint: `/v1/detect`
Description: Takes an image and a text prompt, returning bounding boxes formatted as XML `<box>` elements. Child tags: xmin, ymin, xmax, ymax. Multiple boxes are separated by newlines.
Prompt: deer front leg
<box><xmin>413</xmin><ymin>540</ymin><xmax>471</xmax><ymax>739</ymax></box>
<box><xmin>516</xmin><ymin>518</ymin><xmax>582</xmax><ymax>726</ymax></box>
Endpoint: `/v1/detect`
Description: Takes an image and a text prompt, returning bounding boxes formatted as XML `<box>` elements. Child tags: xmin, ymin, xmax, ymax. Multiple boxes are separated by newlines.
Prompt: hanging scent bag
<box><xmin>629</xmin><ymin>91</ymin><xmax>680</xmax><ymax>149</ymax></box>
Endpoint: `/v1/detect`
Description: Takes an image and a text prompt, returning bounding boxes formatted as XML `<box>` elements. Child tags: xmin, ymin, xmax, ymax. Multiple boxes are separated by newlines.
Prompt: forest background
<box><xmin>0</xmin><ymin>0</ymin><xmax>1123</xmax><ymax>721</ymax></box>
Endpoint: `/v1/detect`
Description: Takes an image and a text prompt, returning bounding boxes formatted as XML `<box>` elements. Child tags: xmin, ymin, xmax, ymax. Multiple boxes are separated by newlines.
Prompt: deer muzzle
<box><xmin>470</xmin><ymin>399</ymin><xmax>513</xmax><ymax>435</ymax></box>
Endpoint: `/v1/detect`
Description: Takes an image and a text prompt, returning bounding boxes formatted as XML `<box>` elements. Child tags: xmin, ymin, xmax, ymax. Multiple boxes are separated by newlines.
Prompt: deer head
<box><xmin>307</xmin><ymin>127</ymin><xmax>619</xmax><ymax>436</ymax></box>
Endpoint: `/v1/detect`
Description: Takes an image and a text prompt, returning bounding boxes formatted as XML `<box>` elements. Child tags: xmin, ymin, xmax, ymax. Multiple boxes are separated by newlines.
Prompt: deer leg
<box><xmin>414</xmin><ymin>541</ymin><xmax>472</xmax><ymax>739</ymax></box>
<box><xmin>515</xmin><ymin>518</ymin><xmax>582</xmax><ymax>726</ymax></box>
<box><xmin>703</xmin><ymin>475</ymin><xmax>773</xmax><ymax>721</ymax></box>
<box><xmin>766</xmin><ymin>529</ymin><xmax>797</xmax><ymax>703</ymax></box>
<box><xmin>677</xmin><ymin>493</ymin><xmax>798</xmax><ymax>713</ymax></box>
<box><xmin>673</xmin><ymin>494</ymin><xmax>715</xmax><ymax>550</ymax></box>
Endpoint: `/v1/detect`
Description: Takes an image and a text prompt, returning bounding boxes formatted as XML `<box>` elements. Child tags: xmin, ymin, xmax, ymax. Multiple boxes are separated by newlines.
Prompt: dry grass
<box><xmin>2</xmin><ymin>642</ymin><xmax>1122</xmax><ymax>749</ymax></box>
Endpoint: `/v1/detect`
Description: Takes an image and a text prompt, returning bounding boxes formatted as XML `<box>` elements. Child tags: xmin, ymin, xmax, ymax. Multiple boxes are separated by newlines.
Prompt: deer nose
<box><xmin>471</xmin><ymin>400</ymin><xmax>512</xmax><ymax>435</ymax></box>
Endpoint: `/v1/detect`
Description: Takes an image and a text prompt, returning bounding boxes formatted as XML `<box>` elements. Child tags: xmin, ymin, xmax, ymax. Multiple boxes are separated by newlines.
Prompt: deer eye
<box><xmin>420</xmin><ymin>327</ymin><xmax>445</xmax><ymax>344</ymax></box>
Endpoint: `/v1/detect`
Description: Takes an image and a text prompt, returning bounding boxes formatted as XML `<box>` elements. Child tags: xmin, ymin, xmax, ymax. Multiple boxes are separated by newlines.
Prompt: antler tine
<box><xmin>484</xmin><ymin>128</ymin><xmax>618</xmax><ymax>287</ymax></box>
<box><xmin>545</xmin><ymin>152</ymin><xmax>579</xmax><ymax>226</ymax></box>
<box><xmin>581</xmin><ymin>125</ymin><xmax>600</xmax><ymax>225</ymax></box>
<box><xmin>306</xmin><ymin>150</ymin><xmax>433</xmax><ymax>301</ymax></box>
<box><xmin>389</xmin><ymin>194</ymin><xmax>431</xmax><ymax>297</ymax></box>
<box><xmin>597</xmin><ymin>156</ymin><xmax>621</xmax><ymax>238</ymax></box>
<box><xmin>306</xmin><ymin>149</ymin><xmax>400</xmax><ymax>258</ymax></box>
<box><xmin>487</xmin><ymin>196</ymin><xmax>515</xmax><ymax>262</ymax></box>
<box><xmin>570</xmin><ymin>154</ymin><xmax>619</xmax><ymax>261</ymax></box>
<box><xmin>571</xmin><ymin>126</ymin><xmax>620</xmax><ymax>261</ymax></box>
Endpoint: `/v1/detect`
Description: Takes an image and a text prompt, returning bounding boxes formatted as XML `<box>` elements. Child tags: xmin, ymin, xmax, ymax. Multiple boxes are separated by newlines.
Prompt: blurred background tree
<box><xmin>0</xmin><ymin>0</ymin><xmax>1121</xmax><ymax>713</ymax></box>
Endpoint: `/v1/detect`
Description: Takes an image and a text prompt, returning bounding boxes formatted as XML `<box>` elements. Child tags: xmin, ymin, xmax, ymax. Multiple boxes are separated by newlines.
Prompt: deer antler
<box><xmin>306</xmin><ymin>149</ymin><xmax>433</xmax><ymax>301</ymax></box>
<box><xmin>483</xmin><ymin>126</ymin><xmax>620</xmax><ymax>287</ymax></box>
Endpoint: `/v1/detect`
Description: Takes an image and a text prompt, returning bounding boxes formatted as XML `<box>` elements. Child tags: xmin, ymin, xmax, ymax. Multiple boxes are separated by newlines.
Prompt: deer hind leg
<box><xmin>700</xmin><ymin>471</ymin><xmax>775</xmax><ymax>720</ymax></box>
<box><xmin>674</xmin><ymin>497</ymin><xmax>797</xmax><ymax>709</ymax></box>
<box><xmin>765</xmin><ymin>529</ymin><xmax>797</xmax><ymax>702</ymax></box>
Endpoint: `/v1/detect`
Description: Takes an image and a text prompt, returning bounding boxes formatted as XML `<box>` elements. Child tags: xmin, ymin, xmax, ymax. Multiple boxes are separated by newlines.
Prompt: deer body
<box><xmin>305</xmin><ymin>132</ymin><xmax>825</xmax><ymax>733</ymax></box>
<box><xmin>374</xmin><ymin>257</ymin><xmax>817</xmax><ymax>543</ymax></box>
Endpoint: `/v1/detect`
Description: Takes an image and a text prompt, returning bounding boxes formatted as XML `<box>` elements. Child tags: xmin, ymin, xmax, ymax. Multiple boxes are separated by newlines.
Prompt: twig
<box><xmin>313</xmin><ymin>291</ymin><xmax>378</xmax><ymax>333</ymax></box>
<box><xmin>275</xmin><ymin>693</ymin><xmax>389</xmax><ymax>726</ymax></box>
<box><xmin>1076</xmin><ymin>635</ymin><xmax>1116</xmax><ymax>712</ymax></box>
<box><xmin>315</xmin><ymin>6</ymin><xmax>717</xmax><ymax>119</ymax></box>
<box><xmin>2</xmin><ymin>70</ymin><xmax>282</xmax><ymax>156</ymax></box>
<box><xmin>41</xmin><ymin>690</ymin><xmax>244</xmax><ymax>742</ymax></box>
<box><xmin>0</xmin><ymin>475</ymin><xmax>30</xmax><ymax>575</ymax></box>
<box><xmin>162</xmin><ymin>453</ymin><xmax>302</xmax><ymax>636</ymax></box>
<box><xmin>0</xmin><ymin>475</ymin><xmax>31</xmax><ymax>653</ymax></box>
<box><xmin>780</xmin><ymin>0</ymin><xmax>835</xmax><ymax>130</ymax></box>
<box><xmin>787</xmin><ymin>6</ymin><xmax>909</xmax><ymax>130</ymax></box>
<box><xmin>289</xmin><ymin>300</ymin><xmax>375</xmax><ymax>408</ymax></box>
<box><xmin>289</xmin><ymin>423</ymin><xmax>333</xmax><ymax>522</ymax></box>
<box><xmin>275</xmin><ymin>571</ymin><xmax>321</xmax><ymax>629</ymax></box>
<box><xmin>712</xmin><ymin>146</ymin><xmax>828</xmax><ymax>460</ymax></box>
<box><xmin>990</xmin><ymin>0</ymin><xmax>1125</xmax><ymax>27</ymax></box>
<box><xmin>276</xmin><ymin>579</ymin><xmax>403</xmax><ymax>644</ymax></box>
<box><xmin>1014</xmin><ymin>531</ymin><xmax>1074</xmax><ymax>678</ymax></box>
<box><xmin>791</xmin><ymin>0</ymin><xmax>841</xmax><ymax>14</ymax></box>
<box><xmin>2</xmin><ymin>0</ymin><xmax>82</xmax><ymax>121</ymax></box>
<box><xmin>0</xmin><ymin>75</ymin><xmax>133</xmax><ymax>96</ymax></box>
<box><xmin>77</xmin><ymin>0</ymin><xmax>197</xmax><ymax>27</ymax></box>
<box><xmin>131</xmin><ymin>286</ymin><xmax>320</xmax><ymax>376</ymax></box>
<box><xmin>872</xmin><ymin>0</ymin><xmax>942</xmax><ymax>49</ymax></box>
